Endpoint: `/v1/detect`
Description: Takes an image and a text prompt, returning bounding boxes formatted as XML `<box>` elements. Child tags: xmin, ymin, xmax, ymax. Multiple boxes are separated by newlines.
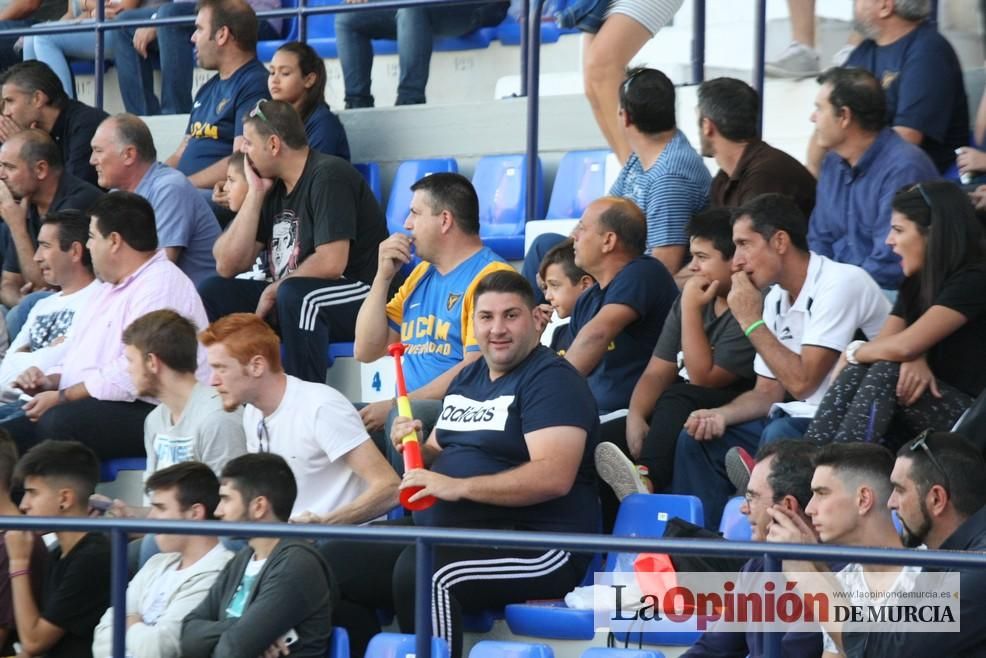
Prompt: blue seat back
<box><xmin>468</xmin><ymin>641</ymin><xmax>554</xmax><ymax>658</ymax></box>
<box><xmin>328</xmin><ymin>627</ymin><xmax>349</xmax><ymax>658</ymax></box>
<box><xmin>581</xmin><ymin>649</ymin><xmax>664</xmax><ymax>658</ymax></box>
<box><xmin>546</xmin><ymin>149</ymin><xmax>610</xmax><ymax>219</ymax></box>
<box><xmin>718</xmin><ymin>496</ymin><xmax>752</xmax><ymax>541</ymax></box>
<box><xmin>386</xmin><ymin>158</ymin><xmax>459</xmax><ymax>234</ymax></box>
<box><xmin>100</xmin><ymin>457</ymin><xmax>147</xmax><ymax>483</ymax></box>
<box><xmin>364</xmin><ymin>633</ymin><xmax>450</xmax><ymax>658</ymax></box>
<box><xmin>473</xmin><ymin>154</ymin><xmax>543</xmax><ymax>237</ymax></box>
<box><xmin>607</xmin><ymin>493</ymin><xmax>704</xmax><ymax>570</ymax></box>
<box><xmin>354</xmin><ymin>162</ymin><xmax>383</xmax><ymax>202</ymax></box>
<box><xmin>304</xmin><ymin>0</ymin><xmax>343</xmax><ymax>38</ymax></box>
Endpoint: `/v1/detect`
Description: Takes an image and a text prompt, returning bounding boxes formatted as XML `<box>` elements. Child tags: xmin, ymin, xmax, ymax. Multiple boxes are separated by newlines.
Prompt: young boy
<box><xmin>537</xmin><ymin>238</ymin><xmax>594</xmax><ymax>354</ymax></box>
<box><xmin>222</xmin><ymin>152</ymin><xmax>249</xmax><ymax>214</ymax></box>
<box><xmin>595</xmin><ymin>208</ymin><xmax>757</xmax><ymax>497</ymax></box>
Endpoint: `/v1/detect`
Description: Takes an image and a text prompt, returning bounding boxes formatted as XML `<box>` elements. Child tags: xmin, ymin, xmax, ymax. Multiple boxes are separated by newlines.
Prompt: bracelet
<box><xmin>744</xmin><ymin>319</ymin><xmax>765</xmax><ymax>338</ymax></box>
<box><xmin>9</xmin><ymin>569</ymin><xmax>29</xmax><ymax>579</ymax></box>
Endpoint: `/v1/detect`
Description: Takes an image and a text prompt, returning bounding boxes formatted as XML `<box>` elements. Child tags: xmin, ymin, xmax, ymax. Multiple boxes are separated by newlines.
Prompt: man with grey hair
<box><xmin>89</xmin><ymin>114</ymin><xmax>220</xmax><ymax>285</ymax></box>
<box><xmin>842</xmin><ymin>0</ymin><xmax>967</xmax><ymax>173</ymax></box>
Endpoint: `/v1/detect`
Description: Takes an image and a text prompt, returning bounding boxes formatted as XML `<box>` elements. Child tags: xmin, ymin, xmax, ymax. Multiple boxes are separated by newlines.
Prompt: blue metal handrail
<box><xmin>0</xmin><ymin>514</ymin><xmax>981</xmax><ymax>658</ymax></box>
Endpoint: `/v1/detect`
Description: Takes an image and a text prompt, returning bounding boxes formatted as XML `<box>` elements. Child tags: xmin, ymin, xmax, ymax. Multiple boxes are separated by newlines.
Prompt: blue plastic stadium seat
<box><xmin>504</xmin><ymin>494</ymin><xmax>703</xmax><ymax>641</ymax></box>
<box><xmin>474</xmin><ymin>154</ymin><xmax>543</xmax><ymax>260</ymax></box>
<box><xmin>100</xmin><ymin>457</ymin><xmax>147</xmax><ymax>483</ymax></box>
<box><xmin>719</xmin><ymin>496</ymin><xmax>752</xmax><ymax>541</ymax></box>
<box><xmin>326</xmin><ymin>341</ymin><xmax>354</xmax><ymax>368</ymax></box>
<box><xmin>364</xmin><ymin>633</ymin><xmax>450</xmax><ymax>658</ymax></box>
<box><xmin>354</xmin><ymin>162</ymin><xmax>383</xmax><ymax>202</ymax></box>
<box><xmin>328</xmin><ymin>627</ymin><xmax>349</xmax><ymax>658</ymax></box>
<box><xmin>69</xmin><ymin>60</ymin><xmax>112</xmax><ymax>76</ymax></box>
<box><xmin>581</xmin><ymin>649</ymin><xmax>665</xmax><ymax>658</ymax></box>
<box><xmin>257</xmin><ymin>0</ymin><xmax>307</xmax><ymax>62</ymax></box>
<box><xmin>386</xmin><ymin>158</ymin><xmax>459</xmax><ymax>234</ymax></box>
<box><xmin>545</xmin><ymin>149</ymin><xmax>611</xmax><ymax>219</ymax></box>
<box><xmin>468</xmin><ymin>640</ymin><xmax>553</xmax><ymax>658</ymax></box>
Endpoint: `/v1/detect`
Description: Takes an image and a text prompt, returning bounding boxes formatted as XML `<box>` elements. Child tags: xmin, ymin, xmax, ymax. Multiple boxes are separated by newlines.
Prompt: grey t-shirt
<box><xmin>144</xmin><ymin>383</ymin><xmax>247</xmax><ymax>477</ymax></box>
<box><xmin>653</xmin><ymin>296</ymin><xmax>757</xmax><ymax>382</ymax></box>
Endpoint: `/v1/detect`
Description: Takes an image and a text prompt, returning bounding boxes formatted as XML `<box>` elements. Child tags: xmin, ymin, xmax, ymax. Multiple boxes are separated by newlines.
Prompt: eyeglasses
<box><xmin>913</xmin><ymin>183</ymin><xmax>933</xmax><ymax>210</ymax></box>
<box><xmin>909</xmin><ymin>428</ymin><xmax>950</xmax><ymax>492</ymax></box>
<box><xmin>256</xmin><ymin>418</ymin><xmax>271</xmax><ymax>453</ymax></box>
<box><xmin>249</xmin><ymin>100</ymin><xmax>270</xmax><ymax>124</ymax></box>
<box><xmin>621</xmin><ymin>68</ymin><xmax>646</xmax><ymax>99</ymax></box>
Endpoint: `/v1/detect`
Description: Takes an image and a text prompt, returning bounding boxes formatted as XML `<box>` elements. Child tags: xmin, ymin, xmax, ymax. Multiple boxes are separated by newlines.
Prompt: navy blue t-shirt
<box><xmin>570</xmin><ymin>256</ymin><xmax>678</xmax><ymax>414</ymax></box>
<box><xmin>847</xmin><ymin>21</ymin><xmax>968</xmax><ymax>173</ymax></box>
<box><xmin>415</xmin><ymin>345</ymin><xmax>600</xmax><ymax>534</ymax></box>
<box><xmin>306</xmin><ymin>103</ymin><xmax>350</xmax><ymax>161</ymax></box>
<box><xmin>177</xmin><ymin>58</ymin><xmax>270</xmax><ymax>176</ymax></box>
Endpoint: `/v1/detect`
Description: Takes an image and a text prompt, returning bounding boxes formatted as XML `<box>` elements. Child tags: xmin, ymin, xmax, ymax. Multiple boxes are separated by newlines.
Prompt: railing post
<box><xmin>524</xmin><ymin>0</ymin><xmax>544</xmax><ymax>222</ymax></box>
<box><xmin>763</xmin><ymin>553</ymin><xmax>781</xmax><ymax>658</ymax></box>
<box><xmin>690</xmin><ymin>0</ymin><xmax>705</xmax><ymax>85</ymax></box>
<box><xmin>414</xmin><ymin>538</ymin><xmax>433</xmax><ymax>658</ymax></box>
<box><xmin>94</xmin><ymin>0</ymin><xmax>105</xmax><ymax>110</ymax></box>
<box><xmin>298</xmin><ymin>0</ymin><xmax>307</xmax><ymax>45</ymax></box>
<box><xmin>110</xmin><ymin>528</ymin><xmax>128</xmax><ymax>658</ymax></box>
<box><xmin>519</xmin><ymin>0</ymin><xmax>529</xmax><ymax>97</ymax></box>
<box><xmin>753</xmin><ymin>0</ymin><xmax>767</xmax><ymax>136</ymax></box>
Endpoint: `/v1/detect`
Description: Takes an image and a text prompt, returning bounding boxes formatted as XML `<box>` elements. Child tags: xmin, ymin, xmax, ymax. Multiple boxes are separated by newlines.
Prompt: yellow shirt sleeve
<box><xmin>460</xmin><ymin>261</ymin><xmax>518</xmax><ymax>350</ymax></box>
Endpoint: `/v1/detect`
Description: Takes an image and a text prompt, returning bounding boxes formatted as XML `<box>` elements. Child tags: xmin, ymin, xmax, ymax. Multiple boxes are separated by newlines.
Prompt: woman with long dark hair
<box><xmin>805</xmin><ymin>181</ymin><xmax>986</xmax><ymax>448</ymax></box>
<box><xmin>269</xmin><ymin>41</ymin><xmax>350</xmax><ymax>161</ymax></box>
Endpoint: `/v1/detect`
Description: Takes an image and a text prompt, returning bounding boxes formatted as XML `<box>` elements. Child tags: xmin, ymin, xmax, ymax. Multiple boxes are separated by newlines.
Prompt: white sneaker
<box><xmin>765</xmin><ymin>42</ymin><xmax>821</xmax><ymax>78</ymax></box>
<box><xmin>831</xmin><ymin>43</ymin><xmax>857</xmax><ymax>67</ymax></box>
<box><xmin>594</xmin><ymin>442</ymin><xmax>649</xmax><ymax>501</ymax></box>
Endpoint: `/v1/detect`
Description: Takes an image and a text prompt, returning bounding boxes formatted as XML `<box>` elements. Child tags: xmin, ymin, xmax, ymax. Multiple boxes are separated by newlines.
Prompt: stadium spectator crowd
<box><xmin>0</xmin><ymin>0</ymin><xmax>979</xmax><ymax>656</ymax></box>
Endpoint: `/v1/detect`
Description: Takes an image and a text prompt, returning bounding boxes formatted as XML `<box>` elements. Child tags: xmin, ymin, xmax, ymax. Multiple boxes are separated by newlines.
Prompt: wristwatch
<box><xmin>845</xmin><ymin>340</ymin><xmax>867</xmax><ymax>365</ymax></box>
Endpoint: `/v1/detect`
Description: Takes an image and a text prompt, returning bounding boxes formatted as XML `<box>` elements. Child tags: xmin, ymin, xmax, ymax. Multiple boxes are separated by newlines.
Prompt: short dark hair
<box><xmin>197</xmin><ymin>0</ymin><xmax>259</xmax><ymax>52</ymax></box>
<box><xmin>732</xmin><ymin>193</ymin><xmax>809</xmax><ymax>252</ymax></box>
<box><xmin>755</xmin><ymin>440</ymin><xmax>817</xmax><ymax>510</ymax></box>
<box><xmin>0</xmin><ymin>430</ymin><xmax>18</xmax><ymax>492</ymax></box>
<box><xmin>598</xmin><ymin>197</ymin><xmax>647</xmax><ymax>256</ymax></box>
<box><xmin>538</xmin><ymin>237</ymin><xmax>589</xmax><ymax>284</ymax></box>
<box><xmin>221</xmin><ymin>453</ymin><xmax>296</xmax><ymax>522</ymax></box>
<box><xmin>229</xmin><ymin>150</ymin><xmax>246</xmax><ymax>172</ymax></box>
<box><xmin>122</xmin><ymin>310</ymin><xmax>200</xmax><ymax>374</ymax></box>
<box><xmin>89</xmin><ymin>191</ymin><xmax>159</xmax><ymax>252</ymax></box>
<box><xmin>41</xmin><ymin>209</ymin><xmax>93</xmax><ymax>272</ymax></box>
<box><xmin>687</xmin><ymin>207</ymin><xmax>736</xmax><ymax>259</ymax></box>
<box><xmin>898</xmin><ymin>432</ymin><xmax>986</xmax><ymax>518</ymax></box>
<box><xmin>816</xmin><ymin>67</ymin><xmax>887</xmax><ymax>133</ymax></box>
<box><xmin>110</xmin><ymin>114</ymin><xmax>157</xmax><ymax>162</ymax></box>
<box><xmin>274</xmin><ymin>42</ymin><xmax>328</xmax><ymax>121</ymax></box>
<box><xmin>15</xmin><ymin>128</ymin><xmax>63</xmax><ymax>172</ymax></box>
<box><xmin>14</xmin><ymin>440</ymin><xmax>100</xmax><ymax>506</ymax></box>
<box><xmin>146</xmin><ymin>461</ymin><xmax>221</xmax><ymax>520</ymax></box>
<box><xmin>0</xmin><ymin>60</ymin><xmax>68</xmax><ymax>110</ymax></box>
<box><xmin>242</xmin><ymin>99</ymin><xmax>308</xmax><ymax>150</ymax></box>
<box><xmin>814</xmin><ymin>442</ymin><xmax>895</xmax><ymax>504</ymax></box>
<box><xmin>410</xmin><ymin>172</ymin><xmax>480</xmax><ymax>235</ymax></box>
<box><xmin>696</xmin><ymin>77</ymin><xmax>760</xmax><ymax>142</ymax></box>
<box><xmin>473</xmin><ymin>269</ymin><xmax>535</xmax><ymax>310</ymax></box>
<box><xmin>618</xmin><ymin>67</ymin><xmax>676</xmax><ymax>134</ymax></box>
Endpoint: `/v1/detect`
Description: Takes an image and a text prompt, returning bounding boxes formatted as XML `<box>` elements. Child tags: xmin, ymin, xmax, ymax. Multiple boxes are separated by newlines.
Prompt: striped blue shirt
<box><xmin>609</xmin><ymin>130</ymin><xmax>711</xmax><ymax>249</ymax></box>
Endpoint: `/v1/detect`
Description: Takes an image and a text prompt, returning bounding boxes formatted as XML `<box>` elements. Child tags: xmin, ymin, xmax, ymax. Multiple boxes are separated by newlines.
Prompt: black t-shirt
<box><xmin>256</xmin><ymin>151</ymin><xmax>387</xmax><ymax>284</ymax></box>
<box><xmin>42</xmin><ymin>532</ymin><xmax>111</xmax><ymax>658</ymax></box>
<box><xmin>50</xmin><ymin>100</ymin><xmax>108</xmax><ymax>187</ymax></box>
<box><xmin>892</xmin><ymin>266</ymin><xmax>986</xmax><ymax>397</ymax></box>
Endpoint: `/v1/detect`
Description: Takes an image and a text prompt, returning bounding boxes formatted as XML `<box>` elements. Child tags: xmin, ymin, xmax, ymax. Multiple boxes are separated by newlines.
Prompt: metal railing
<box><xmin>0</xmin><ymin>514</ymin><xmax>982</xmax><ymax>658</ymax></box>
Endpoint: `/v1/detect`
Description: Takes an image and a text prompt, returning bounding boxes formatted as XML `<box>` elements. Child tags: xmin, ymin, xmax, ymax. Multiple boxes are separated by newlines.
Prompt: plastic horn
<box><xmin>388</xmin><ymin>342</ymin><xmax>437</xmax><ymax>511</ymax></box>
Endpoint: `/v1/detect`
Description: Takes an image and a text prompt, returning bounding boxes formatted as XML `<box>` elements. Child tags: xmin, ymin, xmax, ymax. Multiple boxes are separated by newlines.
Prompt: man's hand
<box><xmin>14</xmin><ymin>367</ymin><xmax>54</xmax><ymax>395</ymax></box>
<box><xmin>376</xmin><ymin>233</ymin><xmax>412</xmax><ymax>281</ymax></box>
<box><xmin>765</xmin><ymin>505</ymin><xmax>818</xmax><ymax>544</ymax></box>
<box><xmin>289</xmin><ymin>510</ymin><xmax>323</xmax><ymax>524</ymax></box>
<box><xmin>625</xmin><ymin>413</ymin><xmax>649</xmax><ymax>460</ymax></box>
<box><xmin>0</xmin><ymin>115</ymin><xmax>23</xmax><ymax>143</ymax></box>
<box><xmin>897</xmin><ymin>357</ymin><xmax>941</xmax><ymax>407</ymax></box>
<box><xmin>401</xmin><ymin>469</ymin><xmax>464</xmax><ymax>502</ymax></box>
<box><xmin>244</xmin><ymin>157</ymin><xmax>274</xmax><ymax>195</ymax></box>
<box><xmin>683</xmin><ymin>409</ymin><xmax>726</xmax><ymax>441</ymax></box>
<box><xmin>726</xmin><ymin>271</ymin><xmax>764</xmax><ymax>329</ymax></box>
<box><xmin>5</xmin><ymin>529</ymin><xmax>33</xmax><ymax>562</ymax></box>
<box><xmin>260</xmin><ymin>638</ymin><xmax>292</xmax><ymax>658</ymax></box>
<box><xmin>0</xmin><ymin>180</ymin><xmax>28</xmax><ymax>229</ymax></box>
<box><xmin>680</xmin><ymin>274</ymin><xmax>718</xmax><ymax>311</ymax></box>
<box><xmin>255</xmin><ymin>282</ymin><xmax>279</xmax><ymax>319</ymax></box>
<box><xmin>390</xmin><ymin>416</ymin><xmax>423</xmax><ymax>454</ymax></box>
<box><xmin>972</xmin><ymin>185</ymin><xmax>986</xmax><ymax>211</ymax></box>
<box><xmin>533</xmin><ymin>303</ymin><xmax>553</xmax><ymax>335</ymax></box>
<box><xmin>212</xmin><ymin>181</ymin><xmax>230</xmax><ymax>208</ymax></box>
<box><xmin>133</xmin><ymin>26</ymin><xmax>157</xmax><ymax>57</ymax></box>
<box><xmin>956</xmin><ymin>147</ymin><xmax>986</xmax><ymax>176</ymax></box>
<box><xmin>24</xmin><ymin>390</ymin><xmax>59</xmax><ymax>421</ymax></box>
<box><xmin>359</xmin><ymin>399</ymin><xmax>394</xmax><ymax>434</ymax></box>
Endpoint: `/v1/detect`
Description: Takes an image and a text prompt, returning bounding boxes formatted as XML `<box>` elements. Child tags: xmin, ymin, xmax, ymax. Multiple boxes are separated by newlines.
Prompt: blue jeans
<box><xmin>6</xmin><ymin>291</ymin><xmax>54</xmax><ymax>341</ymax></box>
<box><xmin>335</xmin><ymin>3</ymin><xmax>506</xmax><ymax>107</ymax></box>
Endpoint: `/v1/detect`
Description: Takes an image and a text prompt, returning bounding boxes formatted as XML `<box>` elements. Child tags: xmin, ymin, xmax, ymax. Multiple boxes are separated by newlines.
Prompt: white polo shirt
<box><xmin>754</xmin><ymin>252</ymin><xmax>891</xmax><ymax>417</ymax></box>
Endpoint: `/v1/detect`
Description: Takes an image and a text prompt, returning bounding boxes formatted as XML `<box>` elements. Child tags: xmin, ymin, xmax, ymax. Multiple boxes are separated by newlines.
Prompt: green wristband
<box><xmin>744</xmin><ymin>319</ymin><xmax>765</xmax><ymax>337</ymax></box>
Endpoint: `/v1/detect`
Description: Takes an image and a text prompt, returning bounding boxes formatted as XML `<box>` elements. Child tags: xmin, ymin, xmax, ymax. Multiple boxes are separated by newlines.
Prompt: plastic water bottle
<box><xmin>957</xmin><ymin>148</ymin><xmax>973</xmax><ymax>185</ymax></box>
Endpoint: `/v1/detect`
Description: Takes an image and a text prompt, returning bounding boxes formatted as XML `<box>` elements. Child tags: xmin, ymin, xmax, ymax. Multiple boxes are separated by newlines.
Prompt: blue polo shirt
<box><xmin>847</xmin><ymin>21</ymin><xmax>968</xmax><ymax>173</ymax></box>
<box><xmin>305</xmin><ymin>103</ymin><xmax>350</xmax><ymax>161</ymax></box>
<box><xmin>808</xmin><ymin>128</ymin><xmax>939</xmax><ymax>290</ymax></box>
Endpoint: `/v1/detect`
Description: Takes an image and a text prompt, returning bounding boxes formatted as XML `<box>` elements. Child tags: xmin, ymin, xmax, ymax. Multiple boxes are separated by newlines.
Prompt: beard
<box><xmin>899</xmin><ymin>503</ymin><xmax>932</xmax><ymax>548</ymax></box>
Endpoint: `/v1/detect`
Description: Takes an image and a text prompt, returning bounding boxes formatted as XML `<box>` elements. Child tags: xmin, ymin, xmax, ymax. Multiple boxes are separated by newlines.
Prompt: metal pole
<box><xmin>94</xmin><ymin>1</ymin><xmax>105</xmax><ymax>110</ymax></box>
<box><xmin>763</xmin><ymin>553</ymin><xmax>782</xmax><ymax>658</ymax></box>
<box><xmin>414</xmin><ymin>538</ymin><xmax>434</xmax><ymax>658</ymax></box>
<box><xmin>298</xmin><ymin>0</ymin><xmax>307</xmax><ymax>45</ymax></box>
<box><xmin>524</xmin><ymin>0</ymin><xmax>544</xmax><ymax>222</ymax></box>
<box><xmin>110</xmin><ymin>528</ymin><xmax>128</xmax><ymax>658</ymax></box>
<box><xmin>519</xmin><ymin>0</ymin><xmax>530</xmax><ymax>97</ymax></box>
<box><xmin>690</xmin><ymin>0</ymin><xmax>705</xmax><ymax>85</ymax></box>
<box><xmin>753</xmin><ymin>0</ymin><xmax>767</xmax><ymax>136</ymax></box>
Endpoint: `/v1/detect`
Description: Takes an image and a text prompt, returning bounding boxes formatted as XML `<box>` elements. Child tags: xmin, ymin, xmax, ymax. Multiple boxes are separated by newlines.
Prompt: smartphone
<box><xmin>281</xmin><ymin>629</ymin><xmax>298</xmax><ymax>647</ymax></box>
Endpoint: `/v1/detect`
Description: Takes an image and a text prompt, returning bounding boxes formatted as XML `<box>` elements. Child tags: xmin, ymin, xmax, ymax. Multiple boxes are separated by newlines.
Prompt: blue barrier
<box><xmin>0</xmin><ymin>514</ymin><xmax>983</xmax><ymax>658</ymax></box>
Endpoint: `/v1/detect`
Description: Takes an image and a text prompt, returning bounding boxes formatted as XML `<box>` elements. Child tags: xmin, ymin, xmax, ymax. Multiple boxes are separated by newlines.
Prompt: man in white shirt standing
<box><xmin>92</xmin><ymin>462</ymin><xmax>232</xmax><ymax>658</ymax></box>
<box><xmin>199</xmin><ymin>312</ymin><xmax>399</xmax><ymax>524</ymax></box>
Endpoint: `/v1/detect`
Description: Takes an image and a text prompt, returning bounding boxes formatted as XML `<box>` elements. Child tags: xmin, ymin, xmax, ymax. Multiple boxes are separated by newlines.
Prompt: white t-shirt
<box><xmin>242</xmin><ymin>375</ymin><xmax>370</xmax><ymax>518</ymax></box>
<box><xmin>0</xmin><ymin>280</ymin><xmax>104</xmax><ymax>387</ymax></box>
<box><xmin>754</xmin><ymin>253</ymin><xmax>890</xmax><ymax>418</ymax></box>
